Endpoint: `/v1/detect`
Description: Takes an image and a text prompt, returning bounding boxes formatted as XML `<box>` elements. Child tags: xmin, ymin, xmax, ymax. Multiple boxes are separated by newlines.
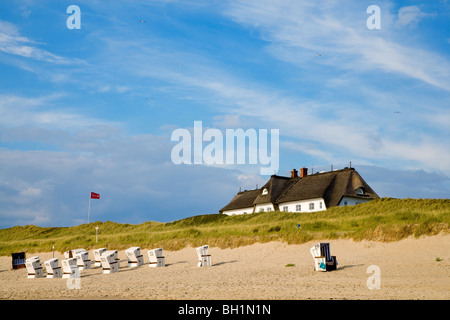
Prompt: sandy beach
<box><xmin>1</xmin><ymin>234</ymin><xmax>449</xmax><ymax>300</ymax></box>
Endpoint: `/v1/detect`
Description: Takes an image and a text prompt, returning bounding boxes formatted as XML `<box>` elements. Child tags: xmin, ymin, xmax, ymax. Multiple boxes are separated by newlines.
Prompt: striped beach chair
<box><xmin>310</xmin><ymin>243</ymin><xmax>337</xmax><ymax>271</ymax></box>
<box><xmin>12</xmin><ymin>252</ymin><xmax>26</xmax><ymax>270</ymax></box>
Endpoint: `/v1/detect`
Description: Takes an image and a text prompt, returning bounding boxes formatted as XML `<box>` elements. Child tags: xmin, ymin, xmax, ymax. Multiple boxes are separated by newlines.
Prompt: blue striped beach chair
<box><xmin>310</xmin><ymin>243</ymin><xmax>337</xmax><ymax>271</ymax></box>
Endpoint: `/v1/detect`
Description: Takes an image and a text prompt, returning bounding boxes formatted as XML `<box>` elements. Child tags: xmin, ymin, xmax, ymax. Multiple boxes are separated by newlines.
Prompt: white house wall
<box><xmin>338</xmin><ymin>197</ymin><xmax>371</xmax><ymax>206</ymax></box>
<box><xmin>255</xmin><ymin>203</ymin><xmax>275</xmax><ymax>212</ymax></box>
<box><xmin>222</xmin><ymin>207</ymin><xmax>254</xmax><ymax>216</ymax></box>
<box><xmin>223</xmin><ymin>197</ymin><xmax>369</xmax><ymax>216</ymax></box>
<box><xmin>278</xmin><ymin>198</ymin><xmax>326</xmax><ymax>213</ymax></box>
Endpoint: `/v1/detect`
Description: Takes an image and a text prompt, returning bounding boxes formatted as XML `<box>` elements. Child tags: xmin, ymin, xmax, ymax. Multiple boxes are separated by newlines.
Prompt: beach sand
<box><xmin>1</xmin><ymin>234</ymin><xmax>449</xmax><ymax>300</ymax></box>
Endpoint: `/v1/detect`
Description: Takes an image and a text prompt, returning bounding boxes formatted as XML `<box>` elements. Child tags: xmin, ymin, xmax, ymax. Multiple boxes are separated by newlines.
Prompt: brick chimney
<box><xmin>290</xmin><ymin>169</ymin><xmax>298</xmax><ymax>178</ymax></box>
<box><xmin>300</xmin><ymin>167</ymin><xmax>308</xmax><ymax>178</ymax></box>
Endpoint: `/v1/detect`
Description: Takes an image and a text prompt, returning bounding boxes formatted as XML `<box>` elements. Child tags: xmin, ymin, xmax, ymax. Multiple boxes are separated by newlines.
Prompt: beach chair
<box><xmin>93</xmin><ymin>248</ymin><xmax>107</xmax><ymax>267</ymax></box>
<box><xmin>100</xmin><ymin>250</ymin><xmax>119</xmax><ymax>274</ymax></box>
<box><xmin>25</xmin><ymin>256</ymin><xmax>44</xmax><ymax>278</ymax></box>
<box><xmin>12</xmin><ymin>252</ymin><xmax>26</xmax><ymax>270</ymax></box>
<box><xmin>64</xmin><ymin>248</ymin><xmax>87</xmax><ymax>259</ymax></box>
<box><xmin>147</xmin><ymin>248</ymin><xmax>165</xmax><ymax>268</ymax></box>
<box><xmin>75</xmin><ymin>251</ymin><xmax>91</xmax><ymax>270</ymax></box>
<box><xmin>44</xmin><ymin>258</ymin><xmax>62</xmax><ymax>278</ymax></box>
<box><xmin>196</xmin><ymin>245</ymin><xmax>211</xmax><ymax>267</ymax></box>
<box><xmin>126</xmin><ymin>247</ymin><xmax>144</xmax><ymax>267</ymax></box>
<box><xmin>62</xmin><ymin>258</ymin><xmax>79</xmax><ymax>278</ymax></box>
<box><xmin>102</xmin><ymin>249</ymin><xmax>120</xmax><ymax>266</ymax></box>
<box><xmin>310</xmin><ymin>243</ymin><xmax>337</xmax><ymax>272</ymax></box>
<box><xmin>109</xmin><ymin>249</ymin><xmax>120</xmax><ymax>267</ymax></box>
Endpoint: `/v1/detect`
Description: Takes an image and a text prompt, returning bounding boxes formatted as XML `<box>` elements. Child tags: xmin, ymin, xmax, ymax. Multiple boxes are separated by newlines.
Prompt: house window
<box><xmin>319</xmin><ymin>202</ymin><xmax>323</xmax><ymax>209</ymax></box>
<box><xmin>309</xmin><ymin>203</ymin><xmax>314</xmax><ymax>210</ymax></box>
<box><xmin>356</xmin><ymin>188</ymin><xmax>365</xmax><ymax>195</ymax></box>
<box><xmin>262</xmin><ymin>188</ymin><xmax>268</xmax><ymax>195</ymax></box>
<box><xmin>296</xmin><ymin>204</ymin><xmax>301</xmax><ymax>212</ymax></box>
<box><xmin>267</xmin><ymin>207</ymin><xmax>272</xmax><ymax>211</ymax></box>
<box><xmin>343</xmin><ymin>201</ymin><xmax>348</xmax><ymax>206</ymax></box>
<box><xmin>259</xmin><ymin>208</ymin><xmax>265</xmax><ymax>212</ymax></box>
<box><xmin>282</xmin><ymin>206</ymin><xmax>288</xmax><ymax>212</ymax></box>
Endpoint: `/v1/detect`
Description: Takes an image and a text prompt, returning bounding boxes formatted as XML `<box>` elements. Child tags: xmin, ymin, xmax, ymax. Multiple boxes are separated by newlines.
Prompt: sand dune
<box><xmin>1</xmin><ymin>234</ymin><xmax>449</xmax><ymax>300</ymax></box>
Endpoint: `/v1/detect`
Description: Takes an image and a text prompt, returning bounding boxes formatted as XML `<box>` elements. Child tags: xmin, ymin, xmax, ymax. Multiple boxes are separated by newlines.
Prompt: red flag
<box><xmin>91</xmin><ymin>192</ymin><xmax>100</xmax><ymax>199</ymax></box>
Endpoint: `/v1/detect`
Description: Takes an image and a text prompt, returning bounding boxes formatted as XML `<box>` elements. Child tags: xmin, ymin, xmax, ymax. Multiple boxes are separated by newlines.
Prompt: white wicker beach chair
<box><xmin>25</xmin><ymin>256</ymin><xmax>44</xmax><ymax>278</ymax></box>
<box><xmin>62</xmin><ymin>258</ymin><xmax>79</xmax><ymax>278</ymax></box>
<box><xmin>64</xmin><ymin>248</ymin><xmax>87</xmax><ymax>259</ymax></box>
<box><xmin>44</xmin><ymin>258</ymin><xmax>62</xmax><ymax>278</ymax></box>
<box><xmin>196</xmin><ymin>245</ymin><xmax>211</xmax><ymax>267</ymax></box>
<box><xmin>147</xmin><ymin>248</ymin><xmax>165</xmax><ymax>267</ymax></box>
<box><xmin>93</xmin><ymin>248</ymin><xmax>107</xmax><ymax>267</ymax></box>
<box><xmin>75</xmin><ymin>251</ymin><xmax>91</xmax><ymax>270</ymax></box>
<box><xmin>100</xmin><ymin>250</ymin><xmax>119</xmax><ymax>274</ymax></box>
<box><xmin>125</xmin><ymin>247</ymin><xmax>144</xmax><ymax>267</ymax></box>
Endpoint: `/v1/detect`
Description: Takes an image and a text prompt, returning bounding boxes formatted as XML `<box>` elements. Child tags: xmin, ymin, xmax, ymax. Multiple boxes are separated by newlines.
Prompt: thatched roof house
<box><xmin>219</xmin><ymin>167</ymin><xmax>379</xmax><ymax>215</ymax></box>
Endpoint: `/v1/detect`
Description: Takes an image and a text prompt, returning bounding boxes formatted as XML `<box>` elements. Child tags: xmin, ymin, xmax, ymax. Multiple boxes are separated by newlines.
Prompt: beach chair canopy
<box><xmin>310</xmin><ymin>243</ymin><xmax>331</xmax><ymax>262</ymax></box>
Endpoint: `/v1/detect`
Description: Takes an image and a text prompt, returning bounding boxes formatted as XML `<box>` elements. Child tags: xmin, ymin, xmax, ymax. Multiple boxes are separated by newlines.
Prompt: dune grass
<box><xmin>0</xmin><ymin>198</ymin><xmax>448</xmax><ymax>256</ymax></box>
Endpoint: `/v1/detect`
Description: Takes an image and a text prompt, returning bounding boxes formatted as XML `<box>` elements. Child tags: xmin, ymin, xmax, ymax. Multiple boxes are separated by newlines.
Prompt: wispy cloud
<box><xmin>396</xmin><ymin>5</ymin><xmax>436</xmax><ymax>27</ymax></box>
<box><xmin>61</xmin><ymin>0</ymin><xmax>448</xmax><ymax>176</ymax></box>
<box><xmin>0</xmin><ymin>93</ymin><xmax>119</xmax><ymax>131</ymax></box>
<box><xmin>0</xmin><ymin>19</ymin><xmax>85</xmax><ymax>64</ymax></box>
<box><xmin>224</xmin><ymin>0</ymin><xmax>450</xmax><ymax>91</ymax></box>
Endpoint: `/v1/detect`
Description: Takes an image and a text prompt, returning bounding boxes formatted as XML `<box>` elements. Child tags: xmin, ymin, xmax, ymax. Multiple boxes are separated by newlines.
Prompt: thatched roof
<box><xmin>252</xmin><ymin>175</ymin><xmax>294</xmax><ymax>205</ymax></box>
<box><xmin>219</xmin><ymin>168</ymin><xmax>379</xmax><ymax>213</ymax></box>
<box><xmin>219</xmin><ymin>188</ymin><xmax>260</xmax><ymax>213</ymax></box>
<box><xmin>276</xmin><ymin>168</ymin><xmax>379</xmax><ymax>208</ymax></box>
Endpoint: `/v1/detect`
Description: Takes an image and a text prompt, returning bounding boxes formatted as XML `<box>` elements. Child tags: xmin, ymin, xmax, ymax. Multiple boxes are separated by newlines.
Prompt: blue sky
<box><xmin>0</xmin><ymin>0</ymin><xmax>449</xmax><ymax>228</ymax></box>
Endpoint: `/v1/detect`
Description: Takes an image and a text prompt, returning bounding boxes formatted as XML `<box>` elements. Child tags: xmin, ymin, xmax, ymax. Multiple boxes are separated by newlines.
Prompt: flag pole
<box><xmin>88</xmin><ymin>195</ymin><xmax>91</xmax><ymax>224</ymax></box>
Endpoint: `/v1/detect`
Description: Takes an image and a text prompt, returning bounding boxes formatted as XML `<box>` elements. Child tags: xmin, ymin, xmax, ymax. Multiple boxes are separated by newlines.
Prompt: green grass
<box><xmin>0</xmin><ymin>198</ymin><xmax>448</xmax><ymax>256</ymax></box>
<box><xmin>285</xmin><ymin>264</ymin><xmax>295</xmax><ymax>267</ymax></box>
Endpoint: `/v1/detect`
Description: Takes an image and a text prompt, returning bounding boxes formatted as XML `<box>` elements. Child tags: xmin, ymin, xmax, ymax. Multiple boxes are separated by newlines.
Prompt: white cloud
<box><xmin>397</xmin><ymin>6</ymin><xmax>435</xmax><ymax>26</ymax></box>
<box><xmin>0</xmin><ymin>19</ymin><xmax>85</xmax><ymax>65</ymax></box>
<box><xmin>0</xmin><ymin>93</ymin><xmax>120</xmax><ymax>131</ymax></box>
<box><xmin>224</xmin><ymin>1</ymin><xmax>450</xmax><ymax>92</ymax></box>
<box><xmin>357</xmin><ymin>165</ymin><xmax>450</xmax><ymax>199</ymax></box>
<box><xmin>237</xmin><ymin>173</ymin><xmax>266</xmax><ymax>190</ymax></box>
<box><xmin>0</xmin><ymin>133</ymin><xmax>243</xmax><ymax>227</ymax></box>
<box><xmin>151</xmin><ymin>66</ymin><xmax>450</xmax><ymax>173</ymax></box>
